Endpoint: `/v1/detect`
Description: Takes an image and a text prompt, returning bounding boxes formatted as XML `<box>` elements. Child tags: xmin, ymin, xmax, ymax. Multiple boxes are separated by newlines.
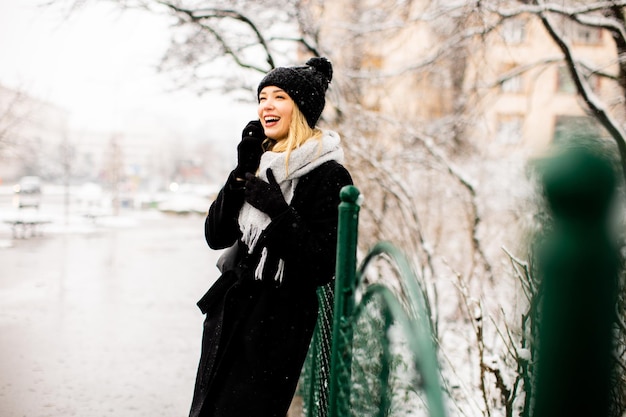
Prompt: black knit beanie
<box><xmin>257</xmin><ymin>57</ymin><xmax>333</xmax><ymax>128</ymax></box>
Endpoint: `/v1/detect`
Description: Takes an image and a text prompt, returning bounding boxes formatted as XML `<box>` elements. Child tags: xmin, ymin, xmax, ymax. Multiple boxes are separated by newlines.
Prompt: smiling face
<box><xmin>258</xmin><ymin>86</ymin><xmax>294</xmax><ymax>141</ymax></box>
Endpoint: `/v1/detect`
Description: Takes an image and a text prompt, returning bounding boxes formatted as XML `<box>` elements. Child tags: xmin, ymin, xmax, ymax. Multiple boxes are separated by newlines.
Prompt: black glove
<box><xmin>244</xmin><ymin>168</ymin><xmax>289</xmax><ymax>218</ymax></box>
<box><xmin>234</xmin><ymin>120</ymin><xmax>265</xmax><ymax>178</ymax></box>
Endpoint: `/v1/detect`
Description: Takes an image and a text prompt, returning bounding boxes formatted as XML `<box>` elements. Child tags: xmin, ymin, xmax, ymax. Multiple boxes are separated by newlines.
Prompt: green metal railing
<box><xmin>299</xmin><ymin>145</ymin><xmax>619</xmax><ymax>417</ymax></box>
<box><xmin>532</xmin><ymin>146</ymin><xmax>618</xmax><ymax>417</ymax></box>
<box><xmin>300</xmin><ymin>185</ymin><xmax>446</xmax><ymax>417</ymax></box>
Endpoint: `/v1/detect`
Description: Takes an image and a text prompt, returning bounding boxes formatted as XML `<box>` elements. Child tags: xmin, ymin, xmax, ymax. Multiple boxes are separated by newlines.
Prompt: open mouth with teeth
<box><xmin>264</xmin><ymin>117</ymin><xmax>280</xmax><ymax>127</ymax></box>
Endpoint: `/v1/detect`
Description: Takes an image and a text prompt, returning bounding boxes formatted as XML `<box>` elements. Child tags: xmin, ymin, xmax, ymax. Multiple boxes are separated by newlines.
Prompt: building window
<box><xmin>553</xmin><ymin>115</ymin><xmax>606</xmax><ymax>143</ymax></box>
<box><xmin>501</xmin><ymin>18</ymin><xmax>526</xmax><ymax>44</ymax></box>
<box><xmin>570</xmin><ymin>22</ymin><xmax>602</xmax><ymax>45</ymax></box>
<box><xmin>557</xmin><ymin>65</ymin><xmax>601</xmax><ymax>94</ymax></box>
<box><xmin>501</xmin><ymin>63</ymin><xmax>523</xmax><ymax>93</ymax></box>
<box><xmin>502</xmin><ymin>75</ymin><xmax>522</xmax><ymax>93</ymax></box>
<box><xmin>496</xmin><ymin>114</ymin><xmax>524</xmax><ymax>144</ymax></box>
<box><xmin>557</xmin><ymin>65</ymin><xmax>576</xmax><ymax>93</ymax></box>
<box><xmin>560</xmin><ymin>18</ymin><xmax>602</xmax><ymax>45</ymax></box>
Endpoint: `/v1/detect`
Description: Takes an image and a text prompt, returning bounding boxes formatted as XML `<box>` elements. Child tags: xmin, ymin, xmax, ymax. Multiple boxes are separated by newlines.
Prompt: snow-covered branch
<box><xmin>157</xmin><ymin>2</ymin><xmax>275</xmax><ymax>72</ymax></box>
<box><xmin>537</xmin><ymin>7</ymin><xmax>626</xmax><ymax>183</ymax></box>
<box><xmin>487</xmin><ymin>1</ymin><xmax>626</xmax><ymax>54</ymax></box>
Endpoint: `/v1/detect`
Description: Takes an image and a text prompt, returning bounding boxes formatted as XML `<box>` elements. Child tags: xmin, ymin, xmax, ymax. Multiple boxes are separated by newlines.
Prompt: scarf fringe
<box><xmin>254</xmin><ymin>247</ymin><xmax>268</xmax><ymax>280</ymax></box>
<box><xmin>243</xmin><ymin>224</ymin><xmax>264</xmax><ymax>255</ymax></box>
<box><xmin>274</xmin><ymin>259</ymin><xmax>285</xmax><ymax>283</ymax></box>
<box><xmin>254</xmin><ymin>247</ymin><xmax>286</xmax><ymax>282</ymax></box>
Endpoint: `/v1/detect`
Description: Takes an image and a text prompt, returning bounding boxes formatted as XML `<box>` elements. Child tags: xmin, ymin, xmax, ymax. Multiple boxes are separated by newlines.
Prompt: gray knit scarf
<box><xmin>238</xmin><ymin>129</ymin><xmax>344</xmax><ymax>282</ymax></box>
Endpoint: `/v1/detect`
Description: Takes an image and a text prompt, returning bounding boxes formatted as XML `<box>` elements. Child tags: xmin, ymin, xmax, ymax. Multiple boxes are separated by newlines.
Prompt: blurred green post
<box><xmin>533</xmin><ymin>146</ymin><xmax>618</xmax><ymax>417</ymax></box>
<box><xmin>329</xmin><ymin>185</ymin><xmax>361</xmax><ymax>417</ymax></box>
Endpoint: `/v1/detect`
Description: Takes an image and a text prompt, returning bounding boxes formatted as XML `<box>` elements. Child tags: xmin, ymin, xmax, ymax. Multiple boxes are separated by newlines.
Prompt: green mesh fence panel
<box><xmin>349</xmin><ymin>294</ymin><xmax>428</xmax><ymax>417</ymax></box>
<box><xmin>299</xmin><ymin>282</ymin><xmax>334</xmax><ymax>417</ymax></box>
<box><xmin>300</xmin><ymin>186</ymin><xmax>446</xmax><ymax>417</ymax></box>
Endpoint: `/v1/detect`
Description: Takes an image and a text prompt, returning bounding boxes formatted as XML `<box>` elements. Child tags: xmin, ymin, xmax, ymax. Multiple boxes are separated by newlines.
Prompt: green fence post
<box><xmin>533</xmin><ymin>147</ymin><xmax>618</xmax><ymax>417</ymax></box>
<box><xmin>329</xmin><ymin>185</ymin><xmax>361</xmax><ymax>417</ymax></box>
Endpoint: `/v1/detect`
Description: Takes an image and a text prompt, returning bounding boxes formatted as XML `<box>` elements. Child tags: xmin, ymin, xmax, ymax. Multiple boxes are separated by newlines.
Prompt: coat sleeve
<box><xmin>263</xmin><ymin>163</ymin><xmax>353</xmax><ymax>286</ymax></box>
<box><xmin>205</xmin><ymin>171</ymin><xmax>245</xmax><ymax>249</ymax></box>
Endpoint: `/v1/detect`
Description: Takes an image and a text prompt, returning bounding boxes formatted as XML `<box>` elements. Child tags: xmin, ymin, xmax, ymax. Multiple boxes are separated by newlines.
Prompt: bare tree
<box><xmin>0</xmin><ymin>86</ymin><xmax>32</xmax><ymax>157</ymax></box>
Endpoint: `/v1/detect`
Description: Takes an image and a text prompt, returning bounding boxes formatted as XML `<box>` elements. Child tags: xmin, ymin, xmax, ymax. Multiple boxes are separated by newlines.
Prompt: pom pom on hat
<box><xmin>306</xmin><ymin>57</ymin><xmax>333</xmax><ymax>87</ymax></box>
<box><xmin>257</xmin><ymin>57</ymin><xmax>333</xmax><ymax>128</ymax></box>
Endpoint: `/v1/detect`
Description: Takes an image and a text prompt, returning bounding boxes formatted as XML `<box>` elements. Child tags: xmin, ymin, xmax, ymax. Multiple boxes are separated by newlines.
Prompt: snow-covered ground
<box><xmin>0</xmin><ymin>191</ymin><xmax>221</xmax><ymax>417</ymax></box>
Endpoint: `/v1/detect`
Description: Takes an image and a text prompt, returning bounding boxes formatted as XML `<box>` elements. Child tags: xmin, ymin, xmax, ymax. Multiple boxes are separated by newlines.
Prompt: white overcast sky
<box><xmin>0</xmin><ymin>0</ymin><xmax>255</xmax><ymax>143</ymax></box>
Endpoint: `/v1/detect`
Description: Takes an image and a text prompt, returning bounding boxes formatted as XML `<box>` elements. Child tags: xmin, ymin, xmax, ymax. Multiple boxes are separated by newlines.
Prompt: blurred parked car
<box><xmin>13</xmin><ymin>176</ymin><xmax>42</xmax><ymax>209</ymax></box>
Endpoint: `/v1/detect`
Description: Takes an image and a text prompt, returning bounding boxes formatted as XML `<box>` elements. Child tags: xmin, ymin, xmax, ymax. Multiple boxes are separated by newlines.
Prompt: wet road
<box><xmin>0</xmin><ymin>209</ymin><xmax>219</xmax><ymax>417</ymax></box>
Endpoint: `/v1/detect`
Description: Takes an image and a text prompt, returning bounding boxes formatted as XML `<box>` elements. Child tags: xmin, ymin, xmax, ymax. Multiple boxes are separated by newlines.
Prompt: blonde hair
<box><xmin>265</xmin><ymin>104</ymin><xmax>323</xmax><ymax>174</ymax></box>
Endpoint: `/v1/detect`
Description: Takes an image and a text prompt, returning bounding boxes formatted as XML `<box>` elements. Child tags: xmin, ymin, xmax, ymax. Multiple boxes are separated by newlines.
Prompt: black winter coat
<box><xmin>189</xmin><ymin>160</ymin><xmax>353</xmax><ymax>417</ymax></box>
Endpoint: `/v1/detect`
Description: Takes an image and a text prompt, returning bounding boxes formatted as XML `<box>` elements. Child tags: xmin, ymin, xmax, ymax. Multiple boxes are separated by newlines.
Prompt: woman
<box><xmin>189</xmin><ymin>57</ymin><xmax>353</xmax><ymax>417</ymax></box>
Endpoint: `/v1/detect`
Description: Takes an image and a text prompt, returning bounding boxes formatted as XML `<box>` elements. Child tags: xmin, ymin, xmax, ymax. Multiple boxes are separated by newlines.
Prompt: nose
<box><xmin>259</xmin><ymin>97</ymin><xmax>274</xmax><ymax>111</ymax></box>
